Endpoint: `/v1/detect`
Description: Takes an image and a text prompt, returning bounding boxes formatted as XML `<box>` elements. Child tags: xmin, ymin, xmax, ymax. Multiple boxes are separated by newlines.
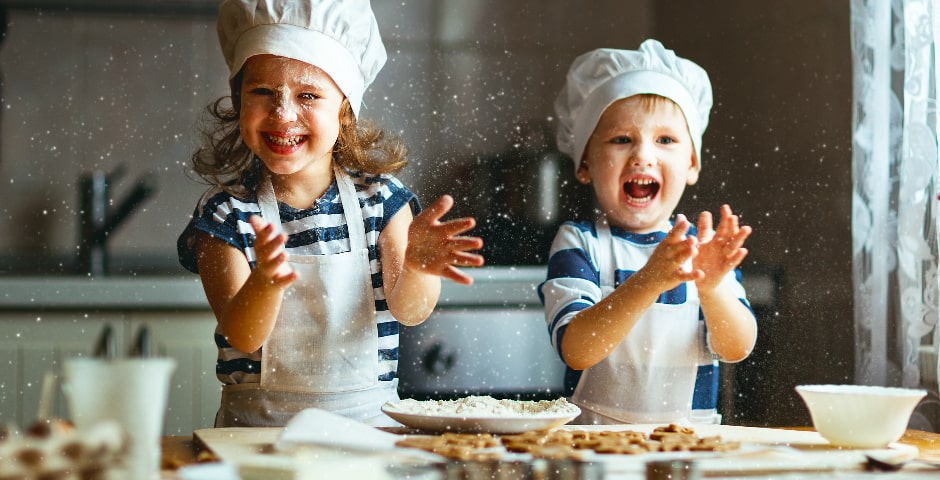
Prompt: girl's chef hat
<box><xmin>554</xmin><ymin>39</ymin><xmax>712</xmax><ymax>172</ymax></box>
<box><xmin>217</xmin><ymin>0</ymin><xmax>386</xmax><ymax>117</ymax></box>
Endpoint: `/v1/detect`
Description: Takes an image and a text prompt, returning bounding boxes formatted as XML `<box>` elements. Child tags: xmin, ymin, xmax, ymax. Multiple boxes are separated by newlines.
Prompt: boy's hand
<box><xmin>405</xmin><ymin>195</ymin><xmax>484</xmax><ymax>285</ymax></box>
<box><xmin>692</xmin><ymin>204</ymin><xmax>751</xmax><ymax>293</ymax></box>
<box><xmin>639</xmin><ymin>214</ymin><xmax>702</xmax><ymax>292</ymax></box>
<box><xmin>249</xmin><ymin>215</ymin><xmax>298</xmax><ymax>288</ymax></box>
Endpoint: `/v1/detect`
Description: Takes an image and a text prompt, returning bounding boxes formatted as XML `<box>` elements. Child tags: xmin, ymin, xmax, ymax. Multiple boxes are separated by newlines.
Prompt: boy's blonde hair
<box><xmin>628</xmin><ymin>93</ymin><xmax>695</xmax><ymax>143</ymax></box>
<box><xmin>579</xmin><ymin>94</ymin><xmax>696</xmax><ymax>171</ymax></box>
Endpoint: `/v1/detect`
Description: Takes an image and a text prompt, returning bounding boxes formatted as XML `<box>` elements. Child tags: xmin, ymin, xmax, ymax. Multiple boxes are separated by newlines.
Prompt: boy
<box><xmin>540</xmin><ymin>39</ymin><xmax>757</xmax><ymax>424</ymax></box>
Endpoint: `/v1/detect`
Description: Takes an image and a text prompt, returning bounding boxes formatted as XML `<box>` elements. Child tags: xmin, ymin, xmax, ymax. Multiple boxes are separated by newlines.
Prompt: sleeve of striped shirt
<box><xmin>538</xmin><ymin>222</ymin><xmax>603</xmax><ymax>360</ymax></box>
<box><xmin>376</xmin><ymin>174</ymin><xmax>420</xmax><ymax>229</ymax></box>
<box><xmin>177</xmin><ymin>188</ymin><xmax>250</xmax><ymax>273</ymax></box>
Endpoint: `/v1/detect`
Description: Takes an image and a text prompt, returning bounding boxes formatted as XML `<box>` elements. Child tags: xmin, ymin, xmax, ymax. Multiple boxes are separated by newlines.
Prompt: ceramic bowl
<box><xmin>795</xmin><ymin>384</ymin><xmax>927</xmax><ymax>448</ymax></box>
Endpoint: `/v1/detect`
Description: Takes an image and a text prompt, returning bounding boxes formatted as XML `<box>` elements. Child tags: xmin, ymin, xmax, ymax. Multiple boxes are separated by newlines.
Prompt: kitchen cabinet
<box><xmin>0</xmin><ymin>311</ymin><xmax>220</xmax><ymax>435</ymax></box>
<box><xmin>128</xmin><ymin>312</ymin><xmax>220</xmax><ymax>435</ymax></box>
<box><xmin>0</xmin><ymin>312</ymin><xmax>122</xmax><ymax>428</ymax></box>
<box><xmin>0</xmin><ymin>270</ymin><xmax>552</xmax><ymax>435</ymax></box>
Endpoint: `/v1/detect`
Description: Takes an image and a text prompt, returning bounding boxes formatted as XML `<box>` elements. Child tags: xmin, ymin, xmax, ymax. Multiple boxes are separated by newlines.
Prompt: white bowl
<box><xmin>795</xmin><ymin>384</ymin><xmax>926</xmax><ymax>448</ymax></box>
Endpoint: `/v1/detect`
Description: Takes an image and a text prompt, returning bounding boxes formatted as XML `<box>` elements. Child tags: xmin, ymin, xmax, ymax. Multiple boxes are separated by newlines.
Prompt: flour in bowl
<box><xmin>385</xmin><ymin>395</ymin><xmax>579</xmax><ymax>417</ymax></box>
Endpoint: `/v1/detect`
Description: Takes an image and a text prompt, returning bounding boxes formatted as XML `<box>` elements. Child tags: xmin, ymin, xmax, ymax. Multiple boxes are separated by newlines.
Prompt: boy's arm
<box><xmin>559</xmin><ymin>268</ymin><xmax>668</xmax><ymax>370</ymax></box>
<box><xmin>694</xmin><ymin>204</ymin><xmax>756</xmax><ymax>361</ymax></box>
<box><xmin>560</xmin><ymin>216</ymin><xmax>701</xmax><ymax>370</ymax></box>
<box><xmin>381</xmin><ymin>195</ymin><xmax>484</xmax><ymax>326</ymax></box>
<box><xmin>700</xmin><ymin>284</ymin><xmax>757</xmax><ymax>362</ymax></box>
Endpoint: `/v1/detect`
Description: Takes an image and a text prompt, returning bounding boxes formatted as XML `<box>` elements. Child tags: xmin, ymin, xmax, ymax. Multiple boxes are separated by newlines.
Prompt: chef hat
<box><xmin>554</xmin><ymin>39</ymin><xmax>712</xmax><ymax>172</ymax></box>
<box><xmin>217</xmin><ymin>0</ymin><xmax>387</xmax><ymax>117</ymax></box>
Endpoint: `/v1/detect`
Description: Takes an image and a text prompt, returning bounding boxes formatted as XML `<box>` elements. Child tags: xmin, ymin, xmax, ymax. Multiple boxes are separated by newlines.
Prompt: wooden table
<box><xmin>903</xmin><ymin>429</ymin><xmax>940</xmax><ymax>460</ymax></box>
<box><xmin>160</xmin><ymin>428</ymin><xmax>940</xmax><ymax>473</ymax></box>
<box><xmin>161</xmin><ymin>436</ymin><xmax>200</xmax><ymax>471</ymax></box>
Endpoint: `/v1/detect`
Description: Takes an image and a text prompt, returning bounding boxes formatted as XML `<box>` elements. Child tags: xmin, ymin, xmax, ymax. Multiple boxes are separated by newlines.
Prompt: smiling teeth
<box><xmin>625</xmin><ymin>178</ymin><xmax>657</xmax><ymax>203</ymax></box>
<box><xmin>265</xmin><ymin>134</ymin><xmax>303</xmax><ymax>146</ymax></box>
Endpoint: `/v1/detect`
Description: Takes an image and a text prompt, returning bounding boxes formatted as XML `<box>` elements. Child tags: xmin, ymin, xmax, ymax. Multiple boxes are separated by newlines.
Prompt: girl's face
<box><xmin>578</xmin><ymin>95</ymin><xmax>699</xmax><ymax>233</ymax></box>
<box><xmin>239</xmin><ymin>54</ymin><xmax>345</xmax><ymax>177</ymax></box>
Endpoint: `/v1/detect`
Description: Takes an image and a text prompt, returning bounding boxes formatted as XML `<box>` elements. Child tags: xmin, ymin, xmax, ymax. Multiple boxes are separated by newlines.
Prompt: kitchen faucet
<box><xmin>77</xmin><ymin>165</ymin><xmax>157</xmax><ymax>276</ymax></box>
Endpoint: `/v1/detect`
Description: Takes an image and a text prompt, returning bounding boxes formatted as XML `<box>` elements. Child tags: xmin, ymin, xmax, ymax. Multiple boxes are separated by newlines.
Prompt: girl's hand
<box><xmin>692</xmin><ymin>204</ymin><xmax>751</xmax><ymax>293</ymax></box>
<box><xmin>405</xmin><ymin>195</ymin><xmax>484</xmax><ymax>285</ymax></box>
<box><xmin>638</xmin><ymin>214</ymin><xmax>702</xmax><ymax>292</ymax></box>
<box><xmin>249</xmin><ymin>215</ymin><xmax>298</xmax><ymax>288</ymax></box>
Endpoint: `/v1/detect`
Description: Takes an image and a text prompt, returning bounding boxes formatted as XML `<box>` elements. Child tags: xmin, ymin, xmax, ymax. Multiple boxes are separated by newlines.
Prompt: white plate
<box><xmin>381</xmin><ymin>404</ymin><xmax>580</xmax><ymax>434</ymax></box>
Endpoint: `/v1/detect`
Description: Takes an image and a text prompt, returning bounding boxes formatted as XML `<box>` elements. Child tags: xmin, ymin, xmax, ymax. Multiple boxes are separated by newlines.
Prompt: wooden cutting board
<box><xmin>194</xmin><ymin>427</ymin><xmax>283</xmax><ymax>462</ymax></box>
<box><xmin>192</xmin><ymin>427</ymin><xmax>397</xmax><ymax>479</ymax></box>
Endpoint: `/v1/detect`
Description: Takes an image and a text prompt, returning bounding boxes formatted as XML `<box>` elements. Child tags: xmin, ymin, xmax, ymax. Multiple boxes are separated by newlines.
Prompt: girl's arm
<box><xmin>195</xmin><ymin>216</ymin><xmax>298</xmax><ymax>353</ymax></box>
<box><xmin>560</xmin><ymin>216</ymin><xmax>701</xmax><ymax>370</ymax></box>
<box><xmin>381</xmin><ymin>195</ymin><xmax>484</xmax><ymax>326</ymax></box>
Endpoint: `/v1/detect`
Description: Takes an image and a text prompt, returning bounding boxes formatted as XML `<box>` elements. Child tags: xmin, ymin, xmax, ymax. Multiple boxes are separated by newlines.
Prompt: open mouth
<box><xmin>263</xmin><ymin>133</ymin><xmax>307</xmax><ymax>148</ymax></box>
<box><xmin>623</xmin><ymin>178</ymin><xmax>660</xmax><ymax>203</ymax></box>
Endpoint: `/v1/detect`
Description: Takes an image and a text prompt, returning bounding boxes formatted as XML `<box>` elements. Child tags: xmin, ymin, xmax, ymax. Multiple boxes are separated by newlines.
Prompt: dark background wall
<box><xmin>651</xmin><ymin>1</ymin><xmax>854</xmax><ymax>425</ymax></box>
<box><xmin>0</xmin><ymin>1</ymin><xmax>856</xmax><ymax>427</ymax></box>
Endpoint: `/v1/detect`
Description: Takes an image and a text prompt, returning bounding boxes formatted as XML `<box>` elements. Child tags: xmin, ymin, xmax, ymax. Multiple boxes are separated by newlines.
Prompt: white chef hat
<box><xmin>217</xmin><ymin>0</ymin><xmax>387</xmax><ymax>117</ymax></box>
<box><xmin>554</xmin><ymin>39</ymin><xmax>712</xmax><ymax>172</ymax></box>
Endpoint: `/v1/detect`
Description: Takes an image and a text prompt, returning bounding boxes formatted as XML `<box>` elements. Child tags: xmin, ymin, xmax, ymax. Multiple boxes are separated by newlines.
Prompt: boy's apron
<box><xmin>570</xmin><ymin>218</ymin><xmax>710</xmax><ymax>424</ymax></box>
<box><xmin>216</xmin><ymin>165</ymin><xmax>399</xmax><ymax>427</ymax></box>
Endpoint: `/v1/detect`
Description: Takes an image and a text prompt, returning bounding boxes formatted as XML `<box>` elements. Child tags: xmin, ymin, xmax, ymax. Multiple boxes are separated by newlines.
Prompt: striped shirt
<box><xmin>177</xmin><ymin>167</ymin><xmax>419</xmax><ymax>387</ymax></box>
<box><xmin>538</xmin><ymin>220</ymin><xmax>752</xmax><ymax>415</ymax></box>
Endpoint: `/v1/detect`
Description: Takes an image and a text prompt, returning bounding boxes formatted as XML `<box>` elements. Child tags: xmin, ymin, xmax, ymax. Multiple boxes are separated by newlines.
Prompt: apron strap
<box><xmin>257</xmin><ymin>168</ymin><xmax>282</xmax><ymax>233</ymax></box>
<box><xmin>595</xmin><ymin>217</ymin><xmax>616</xmax><ymax>290</ymax></box>
<box><xmin>256</xmin><ymin>165</ymin><xmax>368</xmax><ymax>253</ymax></box>
<box><xmin>333</xmin><ymin>164</ymin><xmax>368</xmax><ymax>252</ymax></box>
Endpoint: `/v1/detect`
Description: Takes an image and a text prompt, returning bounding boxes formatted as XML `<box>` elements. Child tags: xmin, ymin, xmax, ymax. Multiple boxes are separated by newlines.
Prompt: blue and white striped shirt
<box><xmin>538</xmin><ymin>220</ymin><xmax>752</xmax><ymax>415</ymax></box>
<box><xmin>178</xmin><ymin>167</ymin><xmax>419</xmax><ymax>387</ymax></box>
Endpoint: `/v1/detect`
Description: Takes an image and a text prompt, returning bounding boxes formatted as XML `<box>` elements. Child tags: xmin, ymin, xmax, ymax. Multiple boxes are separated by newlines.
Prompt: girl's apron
<box><xmin>216</xmin><ymin>165</ymin><xmax>399</xmax><ymax>427</ymax></box>
<box><xmin>570</xmin><ymin>218</ymin><xmax>710</xmax><ymax>424</ymax></box>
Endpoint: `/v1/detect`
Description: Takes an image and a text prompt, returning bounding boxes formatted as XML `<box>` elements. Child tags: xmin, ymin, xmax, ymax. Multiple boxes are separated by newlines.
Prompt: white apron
<box><xmin>216</xmin><ymin>165</ymin><xmax>399</xmax><ymax>427</ymax></box>
<box><xmin>570</xmin><ymin>218</ymin><xmax>710</xmax><ymax>424</ymax></box>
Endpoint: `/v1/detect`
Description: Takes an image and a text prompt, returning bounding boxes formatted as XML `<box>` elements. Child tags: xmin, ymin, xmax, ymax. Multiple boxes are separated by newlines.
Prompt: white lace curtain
<box><xmin>851</xmin><ymin>0</ymin><xmax>939</xmax><ymax>391</ymax></box>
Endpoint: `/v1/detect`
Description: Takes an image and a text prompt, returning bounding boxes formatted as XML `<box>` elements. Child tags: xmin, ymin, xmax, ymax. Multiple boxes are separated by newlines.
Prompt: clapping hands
<box><xmin>405</xmin><ymin>195</ymin><xmax>484</xmax><ymax>285</ymax></box>
<box><xmin>644</xmin><ymin>204</ymin><xmax>751</xmax><ymax>294</ymax></box>
<box><xmin>692</xmin><ymin>204</ymin><xmax>751</xmax><ymax>293</ymax></box>
<box><xmin>248</xmin><ymin>215</ymin><xmax>298</xmax><ymax>288</ymax></box>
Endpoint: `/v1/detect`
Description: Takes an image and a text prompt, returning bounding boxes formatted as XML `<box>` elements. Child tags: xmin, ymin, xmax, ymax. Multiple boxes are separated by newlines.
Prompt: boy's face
<box><xmin>239</xmin><ymin>55</ymin><xmax>345</xmax><ymax>177</ymax></box>
<box><xmin>578</xmin><ymin>95</ymin><xmax>699</xmax><ymax>233</ymax></box>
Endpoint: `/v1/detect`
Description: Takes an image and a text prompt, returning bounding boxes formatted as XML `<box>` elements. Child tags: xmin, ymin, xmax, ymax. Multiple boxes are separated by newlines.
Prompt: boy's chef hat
<box><xmin>217</xmin><ymin>0</ymin><xmax>386</xmax><ymax>117</ymax></box>
<box><xmin>554</xmin><ymin>39</ymin><xmax>712</xmax><ymax>172</ymax></box>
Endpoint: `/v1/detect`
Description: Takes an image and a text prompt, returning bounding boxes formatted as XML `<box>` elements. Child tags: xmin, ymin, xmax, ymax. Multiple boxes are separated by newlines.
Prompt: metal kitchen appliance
<box><xmin>446</xmin><ymin>121</ymin><xmax>595</xmax><ymax>266</ymax></box>
<box><xmin>397</xmin><ymin>267</ymin><xmax>566</xmax><ymax>401</ymax></box>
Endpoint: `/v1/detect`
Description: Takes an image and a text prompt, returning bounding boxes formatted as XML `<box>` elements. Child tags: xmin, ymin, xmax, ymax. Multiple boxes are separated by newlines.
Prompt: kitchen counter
<box><xmin>0</xmin><ymin>276</ymin><xmax>211</xmax><ymax>310</ymax></box>
<box><xmin>159</xmin><ymin>427</ymin><xmax>940</xmax><ymax>478</ymax></box>
<box><xmin>0</xmin><ymin>266</ymin><xmax>546</xmax><ymax>310</ymax></box>
<box><xmin>0</xmin><ymin>266</ymin><xmax>550</xmax><ymax>433</ymax></box>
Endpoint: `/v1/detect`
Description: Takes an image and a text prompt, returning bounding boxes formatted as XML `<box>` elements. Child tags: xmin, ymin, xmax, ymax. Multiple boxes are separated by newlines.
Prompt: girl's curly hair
<box><xmin>191</xmin><ymin>72</ymin><xmax>407</xmax><ymax>195</ymax></box>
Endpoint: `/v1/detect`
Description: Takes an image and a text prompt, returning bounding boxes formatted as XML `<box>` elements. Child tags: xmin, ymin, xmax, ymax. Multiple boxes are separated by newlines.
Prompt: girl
<box><xmin>178</xmin><ymin>0</ymin><xmax>483</xmax><ymax>427</ymax></box>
